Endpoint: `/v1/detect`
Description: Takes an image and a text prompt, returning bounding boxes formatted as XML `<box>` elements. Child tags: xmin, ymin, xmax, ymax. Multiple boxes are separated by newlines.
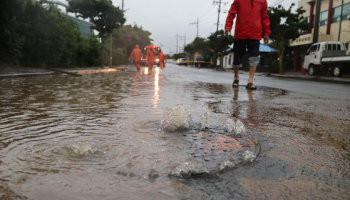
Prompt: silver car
<box><xmin>177</xmin><ymin>58</ymin><xmax>188</xmax><ymax>66</ymax></box>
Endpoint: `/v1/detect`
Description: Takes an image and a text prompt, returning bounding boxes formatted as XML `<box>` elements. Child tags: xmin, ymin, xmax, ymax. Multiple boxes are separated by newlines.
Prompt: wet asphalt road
<box><xmin>162</xmin><ymin>62</ymin><xmax>350</xmax><ymax>100</ymax></box>
<box><xmin>0</xmin><ymin>62</ymin><xmax>349</xmax><ymax>199</ymax></box>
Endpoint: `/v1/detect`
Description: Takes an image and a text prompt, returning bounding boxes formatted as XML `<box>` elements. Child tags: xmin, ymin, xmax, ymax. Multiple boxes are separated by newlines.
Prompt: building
<box><xmin>289</xmin><ymin>0</ymin><xmax>350</xmax><ymax>71</ymax></box>
<box><xmin>222</xmin><ymin>44</ymin><xmax>277</xmax><ymax>72</ymax></box>
<box><xmin>52</xmin><ymin>1</ymin><xmax>93</xmax><ymax>39</ymax></box>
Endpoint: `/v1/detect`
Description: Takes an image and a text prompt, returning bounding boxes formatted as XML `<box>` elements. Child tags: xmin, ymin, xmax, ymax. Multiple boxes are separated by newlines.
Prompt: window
<box><xmin>332</xmin><ymin>7</ymin><xmax>341</xmax><ymax>22</ymax></box>
<box><xmin>327</xmin><ymin>44</ymin><xmax>332</xmax><ymax>50</ymax></box>
<box><xmin>308</xmin><ymin>45</ymin><xmax>318</xmax><ymax>54</ymax></box>
<box><xmin>325</xmin><ymin>44</ymin><xmax>341</xmax><ymax>50</ymax></box>
<box><xmin>342</xmin><ymin>3</ymin><xmax>350</xmax><ymax>21</ymax></box>
<box><xmin>319</xmin><ymin>11</ymin><xmax>328</xmax><ymax>26</ymax></box>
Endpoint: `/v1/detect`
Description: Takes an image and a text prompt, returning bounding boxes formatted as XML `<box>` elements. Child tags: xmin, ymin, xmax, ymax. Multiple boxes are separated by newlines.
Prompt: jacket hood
<box><xmin>135</xmin><ymin>45</ymin><xmax>139</xmax><ymax>49</ymax></box>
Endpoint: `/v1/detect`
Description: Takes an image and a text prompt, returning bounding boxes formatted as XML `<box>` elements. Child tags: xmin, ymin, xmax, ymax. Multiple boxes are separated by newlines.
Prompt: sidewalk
<box><xmin>267</xmin><ymin>71</ymin><xmax>350</xmax><ymax>85</ymax></box>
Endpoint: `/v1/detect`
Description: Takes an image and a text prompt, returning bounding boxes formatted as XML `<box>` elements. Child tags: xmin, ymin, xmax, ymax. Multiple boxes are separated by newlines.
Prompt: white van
<box><xmin>304</xmin><ymin>42</ymin><xmax>350</xmax><ymax>77</ymax></box>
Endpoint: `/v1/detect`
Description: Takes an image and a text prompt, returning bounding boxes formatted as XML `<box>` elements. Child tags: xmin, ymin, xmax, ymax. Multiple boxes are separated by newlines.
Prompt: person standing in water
<box><xmin>158</xmin><ymin>51</ymin><xmax>166</xmax><ymax>68</ymax></box>
<box><xmin>147</xmin><ymin>46</ymin><xmax>156</xmax><ymax>71</ymax></box>
<box><xmin>129</xmin><ymin>45</ymin><xmax>142</xmax><ymax>71</ymax></box>
<box><xmin>225</xmin><ymin>0</ymin><xmax>270</xmax><ymax>89</ymax></box>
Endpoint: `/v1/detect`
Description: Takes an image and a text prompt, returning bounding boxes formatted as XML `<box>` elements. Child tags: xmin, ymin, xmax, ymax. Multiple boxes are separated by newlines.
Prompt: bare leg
<box><xmin>248</xmin><ymin>66</ymin><xmax>257</xmax><ymax>88</ymax></box>
<box><xmin>234</xmin><ymin>68</ymin><xmax>239</xmax><ymax>80</ymax></box>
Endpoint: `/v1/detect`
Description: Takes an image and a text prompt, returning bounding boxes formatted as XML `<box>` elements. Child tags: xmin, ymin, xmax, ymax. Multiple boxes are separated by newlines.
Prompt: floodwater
<box><xmin>0</xmin><ymin>66</ymin><xmax>349</xmax><ymax>199</ymax></box>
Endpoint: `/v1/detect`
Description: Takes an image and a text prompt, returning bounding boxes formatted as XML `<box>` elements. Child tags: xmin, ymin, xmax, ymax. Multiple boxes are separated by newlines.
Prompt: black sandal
<box><xmin>246</xmin><ymin>83</ymin><xmax>257</xmax><ymax>90</ymax></box>
<box><xmin>232</xmin><ymin>80</ymin><xmax>239</xmax><ymax>87</ymax></box>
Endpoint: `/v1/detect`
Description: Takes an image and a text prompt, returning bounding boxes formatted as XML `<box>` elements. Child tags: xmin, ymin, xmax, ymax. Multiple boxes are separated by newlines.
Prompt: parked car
<box><xmin>177</xmin><ymin>58</ymin><xmax>188</xmax><ymax>66</ymax></box>
<box><xmin>304</xmin><ymin>41</ymin><xmax>350</xmax><ymax>77</ymax></box>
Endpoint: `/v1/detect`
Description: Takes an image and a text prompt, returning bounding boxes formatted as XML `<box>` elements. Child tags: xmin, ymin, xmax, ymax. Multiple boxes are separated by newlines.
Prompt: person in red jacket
<box><xmin>225</xmin><ymin>0</ymin><xmax>271</xmax><ymax>89</ymax></box>
<box><xmin>147</xmin><ymin>46</ymin><xmax>157</xmax><ymax>71</ymax></box>
<box><xmin>158</xmin><ymin>51</ymin><xmax>166</xmax><ymax>68</ymax></box>
<box><xmin>129</xmin><ymin>45</ymin><xmax>142</xmax><ymax>71</ymax></box>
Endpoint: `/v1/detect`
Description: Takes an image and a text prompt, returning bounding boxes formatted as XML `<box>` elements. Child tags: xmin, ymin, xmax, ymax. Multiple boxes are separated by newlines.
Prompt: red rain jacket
<box><xmin>130</xmin><ymin>45</ymin><xmax>142</xmax><ymax>62</ymax></box>
<box><xmin>225</xmin><ymin>0</ymin><xmax>271</xmax><ymax>40</ymax></box>
<box><xmin>147</xmin><ymin>47</ymin><xmax>156</xmax><ymax>62</ymax></box>
<box><xmin>159</xmin><ymin>51</ymin><xmax>166</xmax><ymax>61</ymax></box>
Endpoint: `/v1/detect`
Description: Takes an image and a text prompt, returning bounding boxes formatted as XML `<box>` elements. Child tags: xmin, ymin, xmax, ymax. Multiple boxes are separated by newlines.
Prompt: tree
<box><xmin>107</xmin><ymin>24</ymin><xmax>153</xmax><ymax>65</ymax></box>
<box><xmin>0</xmin><ymin>0</ymin><xmax>102</xmax><ymax>68</ymax></box>
<box><xmin>18</xmin><ymin>0</ymin><xmax>82</xmax><ymax>67</ymax></box>
<box><xmin>268</xmin><ymin>4</ymin><xmax>309</xmax><ymax>74</ymax></box>
<box><xmin>172</xmin><ymin>53</ymin><xmax>188</xmax><ymax>60</ymax></box>
<box><xmin>184</xmin><ymin>37</ymin><xmax>213</xmax><ymax>62</ymax></box>
<box><xmin>208</xmin><ymin>30</ymin><xmax>234</xmax><ymax>69</ymax></box>
<box><xmin>0</xmin><ymin>0</ymin><xmax>26</xmax><ymax>64</ymax></box>
<box><xmin>68</xmin><ymin>0</ymin><xmax>126</xmax><ymax>67</ymax></box>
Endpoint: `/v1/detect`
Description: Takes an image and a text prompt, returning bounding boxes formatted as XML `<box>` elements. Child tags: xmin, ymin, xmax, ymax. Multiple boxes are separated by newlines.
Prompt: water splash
<box><xmin>69</xmin><ymin>141</ymin><xmax>97</xmax><ymax>157</ymax></box>
<box><xmin>161</xmin><ymin>104</ymin><xmax>193</xmax><ymax>131</ymax></box>
<box><xmin>201</xmin><ymin>103</ymin><xmax>210</xmax><ymax>129</ymax></box>
<box><xmin>235</xmin><ymin>119</ymin><xmax>247</xmax><ymax>136</ymax></box>
<box><xmin>170</xmin><ymin>159</ymin><xmax>209</xmax><ymax>178</ymax></box>
<box><xmin>242</xmin><ymin>150</ymin><xmax>256</xmax><ymax>163</ymax></box>
<box><xmin>220</xmin><ymin>159</ymin><xmax>235</xmax><ymax>170</ymax></box>
<box><xmin>224</xmin><ymin>118</ymin><xmax>236</xmax><ymax>134</ymax></box>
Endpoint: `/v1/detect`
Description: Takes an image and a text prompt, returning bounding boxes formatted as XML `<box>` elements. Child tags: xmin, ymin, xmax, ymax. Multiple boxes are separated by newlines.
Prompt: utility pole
<box><xmin>213</xmin><ymin>0</ymin><xmax>228</xmax><ymax>31</ymax></box>
<box><xmin>190</xmin><ymin>18</ymin><xmax>199</xmax><ymax>38</ymax></box>
<box><xmin>216</xmin><ymin>0</ymin><xmax>221</xmax><ymax>31</ymax></box>
<box><xmin>175</xmin><ymin>33</ymin><xmax>179</xmax><ymax>54</ymax></box>
<box><xmin>179</xmin><ymin>35</ymin><xmax>186</xmax><ymax>52</ymax></box>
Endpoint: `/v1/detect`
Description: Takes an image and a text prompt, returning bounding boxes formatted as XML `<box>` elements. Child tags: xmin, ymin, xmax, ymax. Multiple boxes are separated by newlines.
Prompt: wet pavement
<box><xmin>0</xmin><ymin>64</ymin><xmax>349</xmax><ymax>199</ymax></box>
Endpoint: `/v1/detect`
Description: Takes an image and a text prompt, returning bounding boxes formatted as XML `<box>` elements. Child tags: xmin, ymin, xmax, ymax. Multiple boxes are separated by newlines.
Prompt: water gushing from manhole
<box><xmin>69</xmin><ymin>141</ymin><xmax>97</xmax><ymax>157</ymax></box>
<box><xmin>162</xmin><ymin>104</ymin><xmax>259</xmax><ymax>177</ymax></box>
<box><xmin>161</xmin><ymin>104</ymin><xmax>193</xmax><ymax>131</ymax></box>
<box><xmin>201</xmin><ymin>103</ymin><xmax>210</xmax><ymax>129</ymax></box>
<box><xmin>235</xmin><ymin>119</ymin><xmax>247</xmax><ymax>136</ymax></box>
<box><xmin>224</xmin><ymin>118</ymin><xmax>236</xmax><ymax>135</ymax></box>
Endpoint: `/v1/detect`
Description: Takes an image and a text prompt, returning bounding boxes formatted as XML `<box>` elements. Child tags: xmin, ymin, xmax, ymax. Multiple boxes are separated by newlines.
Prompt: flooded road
<box><xmin>0</xmin><ymin>64</ymin><xmax>350</xmax><ymax>199</ymax></box>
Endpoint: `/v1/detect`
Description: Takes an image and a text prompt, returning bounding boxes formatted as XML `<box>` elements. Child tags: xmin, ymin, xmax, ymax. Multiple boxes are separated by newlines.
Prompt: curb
<box><xmin>0</xmin><ymin>72</ymin><xmax>56</xmax><ymax>79</ymax></box>
<box><xmin>0</xmin><ymin>68</ymin><xmax>121</xmax><ymax>79</ymax></box>
<box><xmin>268</xmin><ymin>74</ymin><xmax>350</xmax><ymax>85</ymax></box>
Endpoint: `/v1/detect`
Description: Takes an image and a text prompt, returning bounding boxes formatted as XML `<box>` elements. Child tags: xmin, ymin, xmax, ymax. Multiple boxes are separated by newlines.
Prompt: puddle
<box><xmin>0</xmin><ymin>67</ymin><xmax>349</xmax><ymax>199</ymax></box>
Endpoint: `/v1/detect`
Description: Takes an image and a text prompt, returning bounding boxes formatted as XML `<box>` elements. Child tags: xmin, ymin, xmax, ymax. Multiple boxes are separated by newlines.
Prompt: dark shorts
<box><xmin>233</xmin><ymin>39</ymin><xmax>260</xmax><ymax>67</ymax></box>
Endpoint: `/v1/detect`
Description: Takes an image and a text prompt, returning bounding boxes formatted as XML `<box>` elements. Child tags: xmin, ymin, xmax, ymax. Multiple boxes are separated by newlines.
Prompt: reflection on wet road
<box><xmin>0</xmin><ymin>64</ymin><xmax>349</xmax><ymax>199</ymax></box>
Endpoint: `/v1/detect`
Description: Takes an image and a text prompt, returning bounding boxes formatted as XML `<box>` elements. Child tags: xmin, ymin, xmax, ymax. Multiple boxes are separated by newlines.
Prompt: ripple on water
<box><xmin>1</xmin><ymin>70</ymin><xmax>349</xmax><ymax>199</ymax></box>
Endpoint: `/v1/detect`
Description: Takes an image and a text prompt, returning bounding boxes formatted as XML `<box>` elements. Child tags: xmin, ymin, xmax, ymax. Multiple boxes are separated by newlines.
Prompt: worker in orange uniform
<box><xmin>158</xmin><ymin>51</ymin><xmax>166</xmax><ymax>68</ymax></box>
<box><xmin>146</xmin><ymin>46</ymin><xmax>156</xmax><ymax>71</ymax></box>
<box><xmin>129</xmin><ymin>45</ymin><xmax>142</xmax><ymax>71</ymax></box>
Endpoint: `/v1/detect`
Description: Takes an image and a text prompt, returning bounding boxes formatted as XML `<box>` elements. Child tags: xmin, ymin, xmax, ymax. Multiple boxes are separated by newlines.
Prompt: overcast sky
<box><xmin>57</xmin><ymin>0</ymin><xmax>300</xmax><ymax>54</ymax></box>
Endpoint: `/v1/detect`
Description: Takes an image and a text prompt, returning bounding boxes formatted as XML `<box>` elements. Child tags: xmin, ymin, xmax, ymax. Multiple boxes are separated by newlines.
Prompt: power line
<box><xmin>270</xmin><ymin>0</ymin><xmax>285</xmax><ymax>7</ymax></box>
<box><xmin>128</xmin><ymin>14</ymin><xmax>196</xmax><ymax>18</ymax></box>
<box><xmin>199</xmin><ymin>4</ymin><xmax>216</xmax><ymax>20</ymax></box>
<box><xmin>201</xmin><ymin>10</ymin><xmax>218</xmax><ymax>22</ymax></box>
